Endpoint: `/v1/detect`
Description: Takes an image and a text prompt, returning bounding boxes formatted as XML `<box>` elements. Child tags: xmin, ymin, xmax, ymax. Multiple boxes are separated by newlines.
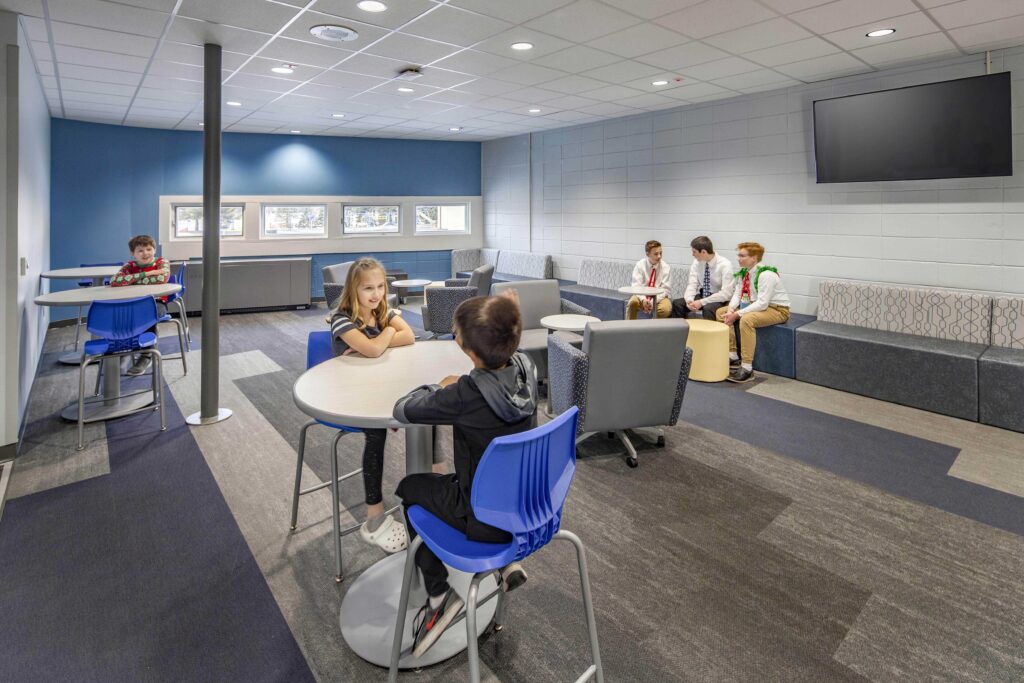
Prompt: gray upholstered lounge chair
<box><xmin>547</xmin><ymin>319</ymin><xmax>692</xmax><ymax>468</ymax></box>
<box><xmin>322</xmin><ymin>261</ymin><xmax>398</xmax><ymax>310</ymax></box>
<box><xmin>421</xmin><ymin>264</ymin><xmax>494</xmax><ymax>338</ymax></box>
<box><xmin>491</xmin><ymin>279</ymin><xmax>590</xmax><ymax>381</ymax></box>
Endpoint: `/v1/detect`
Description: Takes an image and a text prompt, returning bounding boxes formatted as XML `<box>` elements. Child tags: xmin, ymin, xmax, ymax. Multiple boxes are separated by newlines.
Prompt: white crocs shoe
<box><xmin>360</xmin><ymin>515</ymin><xmax>408</xmax><ymax>554</ymax></box>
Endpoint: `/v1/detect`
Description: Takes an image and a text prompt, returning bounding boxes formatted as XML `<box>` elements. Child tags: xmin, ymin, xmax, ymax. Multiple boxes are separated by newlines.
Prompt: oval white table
<box><xmin>540</xmin><ymin>313</ymin><xmax>600</xmax><ymax>333</ymax></box>
<box><xmin>34</xmin><ymin>283</ymin><xmax>181</xmax><ymax>423</ymax></box>
<box><xmin>41</xmin><ymin>266</ymin><xmax>124</xmax><ymax>364</ymax></box>
<box><xmin>617</xmin><ymin>284</ymin><xmax>664</xmax><ymax>298</ymax></box>
<box><xmin>390</xmin><ymin>278</ymin><xmax>432</xmax><ymax>304</ymax></box>
<box><xmin>292</xmin><ymin>341</ymin><xmax>499</xmax><ymax>670</ymax></box>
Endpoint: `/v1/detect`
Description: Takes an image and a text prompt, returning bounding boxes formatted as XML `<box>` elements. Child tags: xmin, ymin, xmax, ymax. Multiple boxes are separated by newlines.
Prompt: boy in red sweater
<box><xmin>110</xmin><ymin>235</ymin><xmax>170</xmax><ymax>375</ymax></box>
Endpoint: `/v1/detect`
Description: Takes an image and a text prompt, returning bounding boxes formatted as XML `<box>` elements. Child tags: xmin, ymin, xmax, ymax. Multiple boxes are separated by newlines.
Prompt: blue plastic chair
<box><xmin>164</xmin><ymin>261</ymin><xmax>191</xmax><ymax>346</ymax></box>
<box><xmin>387</xmin><ymin>406</ymin><xmax>604</xmax><ymax>683</ymax></box>
<box><xmin>76</xmin><ymin>296</ymin><xmax>165</xmax><ymax>450</ymax></box>
<box><xmin>154</xmin><ymin>268</ymin><xmax>189</xmax><ymax>375</ymax></box>
<box><xmin>289</xmin><ymin>331</ymin><xmax>400</xmax><ymax>583</ymax></box>
<box><xmin>73</xmin><ymin>261</ymin><xmax>123</xmax><ymax>351</ymax></box>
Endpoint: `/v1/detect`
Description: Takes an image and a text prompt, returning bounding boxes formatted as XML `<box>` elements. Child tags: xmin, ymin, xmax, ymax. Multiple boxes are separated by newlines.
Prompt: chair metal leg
<box><xmin>173</xmin><ymin>317</ymin><xmax>188</xmax><ymax>375</ymax></box>
<box><xmin>175</xmin><ymin>299</ymin><xmax>191</xmax><ymax>346</ymax></box>
<box><xmin>388</xmin><ymin>536</ymin><xmax>422</xmax><ymax>683</ymax></box>
<box><xmin>76</xmin><ymin>356</ymin><xmax>91</xmax><ymax>451</ymax></box>
<box><xmin>290</xmin><ymin>420</ymin><xmax>315</xmax><ymax>531</ymax></box>
<box><xmin>93</xmin><ymin>359</ymin><xmax>103</xmax><ymax>396</ymax></box>
<box><xmin>331</xmin><ymin>430</ymin><xmax>346</xmax><ymax>583</ymax></box>
<box><xmin>466</xmin><ymin>574</ymin><xmax>483</xmax><ymax>683</ymax></box>
<box><xmin>493</xmin><ymin>585</ymin><xmax>507</xmax><ymax>632</ymax></box>
<box><xmin>616</xmin><ymin>431</ymin><xmax>638</xmax><ymax>468</ymax></box>
<box><xmin>555</xmin><ymin>530</ymin><xmax>604</xmax><ymax>683</ymax></box>
<box><xmin>73</xmin><ymin>306</ymin><xmax>84</xmax><ymax>351</ymax></box>
<box><xmin>152</xmin><ymin>351</ymin><xmax>165</xmax><ymax>431</ymax></box>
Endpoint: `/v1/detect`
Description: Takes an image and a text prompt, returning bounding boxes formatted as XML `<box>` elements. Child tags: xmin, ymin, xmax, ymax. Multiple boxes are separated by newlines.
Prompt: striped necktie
<box><xmin>702</xmin><ymin>262</ymin><xmax>711</xmax><ymax>299</ymax></box>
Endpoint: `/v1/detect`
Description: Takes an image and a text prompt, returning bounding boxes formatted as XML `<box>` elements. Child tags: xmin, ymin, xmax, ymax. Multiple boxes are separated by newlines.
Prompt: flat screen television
<box><xmin>812</xmin><ymin>72</ymin><xmax>1012</xmax><ymax>183</ymax></box>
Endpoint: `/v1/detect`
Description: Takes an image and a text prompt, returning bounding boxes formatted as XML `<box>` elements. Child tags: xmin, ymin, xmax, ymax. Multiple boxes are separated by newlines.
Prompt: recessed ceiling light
<box><xmin>226</xmin><ymin>100</ymin><xmax>241</xmax><ymax>106</ymax></box>
<box><xmin>866</xmin><ymin>28</ymin><xmax>895</xmax><ymax>37</ymax></box>
<box><xmin>397</xmin><ymin>86</ymin><xmax>414</xmax><ymax>92</ymax></box>
<box><xmin>332</xmin><ymin>113</ymin><xmax>345</xmax><ymax>118</ymax></box>
<box><xmin>510</xmin><ymin>42</ymin><xmax>533</xmax><ymax>51</ymax></box>
<box><xmin>356</xmin><ymin>0</ymin><xmax>387</xmax><ymax>11</ymax></box>
<box><xmin>528</xmin><ymin>108</ymin><xmax>541</xmax><ymax>113</ymax></box>
<box><xmin>310</xmin><ymin>25</ymin><xmax>359</xmax><ymax>42</ymax></box>
<box><xmin>291</xmin><ymin>130</ymin><xmax>301</xmax><ymax>134</ymax></box>
<box><xmin>651</xmin><ymin>80</ymin><xmax>669</xmax><ymax>86</ymax></box>
<box><xmin>272</xmin><ymin>64</ymin><xmax>295</xmax><ymax>74</ymax></box>
<box><xmin>449</xmin><ymin>127</ymin><xmax>462</xmax><ymax>132</ymax></box>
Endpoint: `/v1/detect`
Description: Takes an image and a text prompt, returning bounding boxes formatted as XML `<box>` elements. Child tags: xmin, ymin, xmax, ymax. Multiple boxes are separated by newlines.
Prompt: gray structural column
<box><xmin>187</xmin><ymin>42</ymin><xmax>231</xmax><ymax>426</ymax></box>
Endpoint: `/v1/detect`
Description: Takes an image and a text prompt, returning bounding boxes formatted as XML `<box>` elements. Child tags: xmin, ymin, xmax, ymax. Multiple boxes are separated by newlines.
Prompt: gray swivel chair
<box><xmin>421</xmin><ymin>264</ymin><xmax>494</xmax><ymax>338</ymax></box>
<box><xmin>547</xmin><ymin>319</ymin><xmax>692</xmax><ymax>468</ymax></box>
<box><xmin>491</xmin><ymin>279</ymin><xmax>590</xmax><ymax>382</ymax></box>
<box><xmin>322</xmin><ymin>261</ymin><xmax>398</xmax><ymax>310</ymax></box>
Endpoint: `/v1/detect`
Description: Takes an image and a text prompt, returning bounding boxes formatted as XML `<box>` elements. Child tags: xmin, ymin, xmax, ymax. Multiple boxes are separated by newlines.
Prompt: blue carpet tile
<box><xmin>0</xmin><ymin>385</ymin><xmax>314</xmax><ymax>683</ymax></box>
<box><xmin>681</xmin><ymin>382</ymin><xmax>1024</xmax><ymax>538</ymax></box>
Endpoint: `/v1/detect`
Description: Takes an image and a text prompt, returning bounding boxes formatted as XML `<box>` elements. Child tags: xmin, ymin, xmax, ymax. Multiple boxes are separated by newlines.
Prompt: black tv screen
<box><xmin>813</xmin><ymin>72</ymin><xmax>1012</xmax><ymax>183</ymax></box>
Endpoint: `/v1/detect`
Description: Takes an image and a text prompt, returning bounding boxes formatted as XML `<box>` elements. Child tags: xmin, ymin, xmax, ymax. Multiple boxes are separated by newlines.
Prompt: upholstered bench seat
<box><xmin>745</xmin><ymin>312</ymin><xmax>816</xmax><ymax>379</ymax></box>
<box><xmin>796</xmin><ymin>321</ymin><xmax>986</xmax><ymax>421</ymax></box>
<box><xmin>559</xmin><ymin>283</ymin><xmax>632</xmax><ymax>321</ymax></box>
<box><xmin>979</xmin><ymin>346</ymin><xmax>1024</xmax><ymax>433</ymax></box>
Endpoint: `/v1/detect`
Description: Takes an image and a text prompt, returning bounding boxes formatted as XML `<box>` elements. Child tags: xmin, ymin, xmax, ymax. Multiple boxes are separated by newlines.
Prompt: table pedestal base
<box><xmin>58</xmin><ymin>351</ymin><xmax>82</xmax><ymax>366</ymax></box>
<box><xmin>340</xmin><ymin>552</ymin><xmax>498</xmax><ymax>669</ymax></box>
<box><xmin>60</xmin><ymin>392</ymin><xmax>156</xmax><ymax>423</ymax></box>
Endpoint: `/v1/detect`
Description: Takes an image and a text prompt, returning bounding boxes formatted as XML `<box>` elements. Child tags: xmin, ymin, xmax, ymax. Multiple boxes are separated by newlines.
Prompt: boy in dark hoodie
<box><xmin>393</xmin><ymin>292</ymin><xmax>538</xmax><ymax>658</ymax></box>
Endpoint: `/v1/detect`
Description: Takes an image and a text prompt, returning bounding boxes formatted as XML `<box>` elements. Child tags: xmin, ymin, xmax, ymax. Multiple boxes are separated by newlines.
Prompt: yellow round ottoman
<box><xmin>686</xmin><ymin>319</ymin><xmax>730</xmax><ymax>382</ymax></box>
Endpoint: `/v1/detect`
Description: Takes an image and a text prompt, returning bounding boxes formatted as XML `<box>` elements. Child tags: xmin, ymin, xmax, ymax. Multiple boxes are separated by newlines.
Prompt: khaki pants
<box><xmin>716</xmin><ymin>304</ymin><xmax>790</xmax><ymax>364</ymax></box>
<box><xmin>627</xmin><ymin>296</ymin><xmax>671</xmax><ymax>320</ymax></box>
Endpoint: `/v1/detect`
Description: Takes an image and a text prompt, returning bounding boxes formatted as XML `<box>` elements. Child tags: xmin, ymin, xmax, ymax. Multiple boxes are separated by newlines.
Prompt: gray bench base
<box><xmin>796</xmin><ymin>321</ymin><xmax>986</xmax><ymax>421</ymax></box>
<box><xmin>979</xmin><ymin>346</ymin><xmax>1024</xmax><ymax>433</ymax></box>
<box><xmin>745</xmin><ymin>312</ymin><xmax>815</xmax><ymax>379</ymax></box>
<box><xmin>559</xmin><ymin>284</ymin><xmax>631</xmax><ymax>321</ymax></box>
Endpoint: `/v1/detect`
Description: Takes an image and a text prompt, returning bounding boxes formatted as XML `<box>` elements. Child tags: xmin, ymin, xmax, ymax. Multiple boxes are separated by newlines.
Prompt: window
<box><xmin>262</xmin><ymin>204</ymin><xmax>327</xmax><ymax>238</ymax></box>
<box><xmin>343</xmin><ymin>205</ymin><xmax>400</xmax><ymax>235</ymax></box>
<box><xmin>415</xmin><ymin>204</ymin><xmax>468</xmax><ymax>234</ymax></box>
<box><xmin>173</xmin><ymin>205</ymin><xmax>244</xmax><ymax>238</ymax></box>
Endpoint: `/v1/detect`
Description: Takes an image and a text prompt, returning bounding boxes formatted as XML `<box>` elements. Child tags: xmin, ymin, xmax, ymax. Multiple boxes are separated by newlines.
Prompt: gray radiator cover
<box><xmin>181</xmin><ymin>257</ymin><xmax>311</xmax><ymax>313</ymax></box>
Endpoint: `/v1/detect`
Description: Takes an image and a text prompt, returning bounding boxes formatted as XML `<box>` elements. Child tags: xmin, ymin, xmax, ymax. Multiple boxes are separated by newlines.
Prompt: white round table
<box><xmin>35</xmin><ymin>283</ymin><xmax>181</xmax><ymax>423</ymax></box>
<box><xmin>618</xmin><ymin>285</ymin><xmax>664</xmax><ymax>297</ymax></box>
<box><xmin>540</xmin><ymin>313</ymin><xmax>600</xmax><ymax>333</ymax></box>
<box><xmin>292</xmin><ymin>341</ymin><xmax>498</xmax><ymax>669</ymax></box>
<box><xmin>41</xmin><ymin>266</ymin><xmax>124</xmax><ymax>364</ymax></box>
<box><xmin>391</xmin><ymin>278</ymin><xmax>433</xmax><ymax>304</ymax></box>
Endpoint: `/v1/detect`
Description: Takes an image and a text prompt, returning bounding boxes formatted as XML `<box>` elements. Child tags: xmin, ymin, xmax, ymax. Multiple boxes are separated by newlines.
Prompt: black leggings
<box><xmin>362</xmin><ymin>428</ymin><xmax>387</xmax><ymax>506</ymax></box>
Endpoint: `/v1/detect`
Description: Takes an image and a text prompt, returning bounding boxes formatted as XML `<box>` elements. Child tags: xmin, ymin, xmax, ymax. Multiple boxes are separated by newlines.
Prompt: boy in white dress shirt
<box><xmin>626</xmin><ymin>240</ymin><xmax>672</xmax><ymax>320</ymax></box>
<box><xmin>670</xmin><ymin>236</ymin><xmax>735</xmax><ymax>320</ymax></box>
<box><xmin>716</xmin><ymin>242</ymin><xmax>790</xmax><ymax>383</ymax></box>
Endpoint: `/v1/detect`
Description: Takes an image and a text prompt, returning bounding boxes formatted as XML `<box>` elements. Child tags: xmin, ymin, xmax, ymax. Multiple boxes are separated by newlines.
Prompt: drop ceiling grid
<box><xmin>3</xmin><ymin>0</ymin><xmax>1023</xmax><ymax>139</ymax></box>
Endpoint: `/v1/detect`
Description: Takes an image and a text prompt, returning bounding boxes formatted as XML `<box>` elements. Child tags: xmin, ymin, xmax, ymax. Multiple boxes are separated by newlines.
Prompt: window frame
<box><xmin>260</xmin><ymin>203</ymin><xmax>329</xmax><ymax>240</ymax></box>
<box><xmin>342</xmin><ymin>203</ymin><xmax>403</xmax><ymax>237</ymax></box>
<box><xmin>414</xmin><ymin>202</ymin><xmax>471</xmax><ymax>236</ymax></box>
<box><xmin>171</xmin><ymin>203</ymin><xmax>246</xmax><ymax>240</ymax></box>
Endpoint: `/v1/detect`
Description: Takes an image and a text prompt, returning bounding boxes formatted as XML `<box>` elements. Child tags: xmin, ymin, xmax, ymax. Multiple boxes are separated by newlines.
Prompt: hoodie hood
<box><xmin>469</xmin><ymin>352</ymin><xmax>538</xmax><ymax>423</ymax></box>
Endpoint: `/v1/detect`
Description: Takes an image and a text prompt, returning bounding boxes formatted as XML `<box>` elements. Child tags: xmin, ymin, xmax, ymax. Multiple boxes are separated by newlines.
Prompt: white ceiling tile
<box><xmin>930</xmin><ymin>0</ymin><xmax>1024</xmax><ymax>29</ymax></box>
<box><xmin>585</xmin><ymin>22</ymin><xmax>687</xmax><ymax>58</ymax></box>
<box><xmin>635</xmin><ymin>41</ymin><xmax>728</xmax><ymax>71</ymax></box>
<box><xmin>373</xmin><ymin>81</ymin><xmax>444</xmax><ymax>99</ymax></box>
<box><xmin>613</xmin><ymin>92</ymin><xmax>677</xmax><ymax>108</ymax></box>
<box><xmin>409</xmin><ymin>68</ymin><xmax>475</xmax><ymax>89</ymax></box>
<box><xmin>448</xmin><ymin>0</ymin><xmax>574</xmax><ymax>24</ymax></box>
<box><xmin>59</xmin><ymin>62</ymin><xmax>143</xmax><ymax>85</ymax></box>
<box><xmin>578</xmin><ymin>84</ymin><xmax>646</xmax><ymax>101</ymax></box>
<box><xmin>823</xmin><ymin>12</ymin><xmax>944</xmax><ymax>51</ymax></box>
<box><xmin>53</xmin><ymin>44</ymin><xmax>149</xmax><ymax>72</ymax></box>
<box><xmin>744</xmin><ymin>36</ymin><xmax>839</xmax><ymax>66</ymax></box>
<box><xmin>789</xmin><ymin>0</ymin><xmax>919</xmax><ymax>34</ymax></box>
<box><xmin>773</xmin><ymin>51</ymin><xmax>869</xmax><ymax>81</ymax></box>
<box><xmin>655</xmin><ymin>0</ymin><xmax>777</xmax><ymax>39</ymax></box>
<box><xmin>258</xmin><ymin>38</ymin><xmax>353</xmax><ymax>69</ymax></box>
<box><xmin>146</xmin><ymin>60</ymin><xmax>205</xmax><ymax>80</ymax></box>
<box><xmin>235</xmin><ymin>57</ymin><xmax>320</xmax><ymax>83</ymax></box>
<box><xmin>281</xmin><ymin>12</ymin><xmax>389</xmax><ymax>52</ymax></box>
<box><xmin>501</xmin><ymin>86</ymin><xmax>563</xmax><ymax>103</ymax></box>
<box><xmin>64</xmin><ymin>78</ymin><xmax>139</xmax><ymax>96</ymax></box>
<box><xmin>488</xmin><ymin>62</ymin><xmax>566</xmax><ymax>86</ymax></box>
<box><xmin>915</xmin><ymin>0</ymin><xmax>960</xmax><ymax>7</ymax></box>
<box><xmin>454</xmin><ymin>78</ymin><xmax>522</xmax><ymax>96</ymax></box>
<box><xmin>680</xmin><ymin>56</ymin><xmax>760</xmax><ymax>81</ymax></box>
<box><xmin>539</xmin><ymin>74</ymin><xmax>609</xmax><ymax>95</ymax></box>
<box><xmin>532</xmin><ymin>45</ymin><xmax>621</xmax><ymax>72</ymax></box>
<box><xmin>311</xmin><ymin>68</ymin><xmax>389</xmax><ymax>90</ymax></box>
<box><xmin>179</xmin><ymin>0</ymin><xmax>300</xmax><ymax>33</ymax></box>
<box><xmin>711</xmin><ymin>68</ymin><xmax>794</xmax><ymax>90</ymax></box>
<box><xmin>622</xmin><ymin>74</ymin><xmax>686</xmax><ymax>91</ymax></box>
<box><xmin>850</xmin><ymin>32</ymin><xmax>961</xmax><ymax>67</ymax></box>
<box><xmin>136</xmin><ymin>85</ymin><xmax>199</xmax><ymax>101</ymax></box>
<box><xmin>47</xmin><ymin>0</ymin><xmax>170</xmax><ymax>38</ymax></box>
<box><xmin>542</xmin><ymin>94</ymin><xmax>601</xmax><ymax>109</ymax></box>
<box><xmin>475</xmin><ymin>96</ymin><xmax>532</xmax><ymax>111</ymax></box>
<box><xmin>351</xmin><ymin>91</ymin><xmax>416</xmax><ymax>108</ymax></box>
<box><xmin>582</xmin><ymin>59</ymin><xmax>661</xmax><ymax>83</ymax></box>
<box><xmin>597</xmin><ymin>0</ymin><xmax>704</xmax><ymax>20</ymax></box>
<box><xmin>0</xmin><ymin>0</ymin><xmax>43</xmax><ymax>17</ymax></box>
<box><xmin>157</xmin><ymin>42</ymin><xmax>248</xmax><ymax>69</ymax></box>
<box><xmin>168</xmin><ymin>17</ymin><xmax>271</xmax><ymax>53</ymax></box>
<box><xmin>61</xmin><ymin>90</ymin><xmax>133</xmax><ymax>106</ymax></box>
<box><xmin>576</xmin><ymin>101</ymin><xmax>638</xmax><ymax>116</ymax></box>
<box><xmin>332</xmin><ymin>52</ymin><xmax>407</xmax><ymax>79</ymax></box>
<box><xmin>223</xmin><ymin>72</ymin><xmax>298</xmax><ymax>93</ymax></box>
<box><xmin>704</xmin><ymin>17</ymin><xmax>812</xmax><ymax>54</ymax></box>
<box><xmin>19</xmin><ymin>16</ymin><xmax>49</xmax><ymax>41</ymax></box>
<box><xmin>366</xmin><ymin>32</ymin><xmax>460</xmax><ymax>65</ymax></box>
<box><xmin>51</xmin><ymin>22</ymin><xmax>158</xmax><ymax>56</ymax></box>
<box><xmin>140</xmin><ymin>75</ymin><xmax>204</xmax><ymax>93</ymax></box>
<box><xmin>421</xmin><ymin>89</ymin><xmax>486</xmax><ymax>106</ymax></box>
<box><xmin>756</xmin><ymin>0</ymin><xmax>833</xmax><ymax>13</ymax></box>
<box><xmin>474</xmin><ymin>28</ymin><xmax>574</xmax><ymax>60</ymax></box>
<box><xmin>402</xmin><ymin>5</ymin><xmax>511</xmax><ymax>47</ymax></box>
<box><xmin>659</xmin><ymin>81</ymin><xmax>733</xmax><ymax>99</ymax></box>
<box><xmin>221</xmin><ymin>87</ymin><xmax>280</xmax><ymax>106</ymax></box>
<box><xmin>313</xmin><ymin>0</ymin><xmax>437</xmax><ymax>29</ymax></box>
<box><xmin>525</xmin><ymin>0</ymin><xmax>641</xmax><ymax>42</ymax></box>
<box><xmin>64</xmin><ymin>100</ymin><xmax>129</xmax><ymax>114</ymax></box>
<box><xmin>948</xmin><ymin>14</ymin><xmax>1024</xmax><ymax>51</ymax></box>
<box><xmin>291</xmin><ymin>82</ymin><xmax>361</xmax><ymax>101</ymax></box>
<box><xmin>432</xmin><ymin>49</ymin><xmax>518</xmax><ymax>77</ymax></box>
<box><xmin>33</xmin><ymin>58</ymin><xmax>55</xmax><ymax>76</ymax></box>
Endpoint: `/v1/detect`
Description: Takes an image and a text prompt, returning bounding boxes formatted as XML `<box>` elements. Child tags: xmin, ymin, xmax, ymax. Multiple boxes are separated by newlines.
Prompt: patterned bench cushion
<box><xmin>451</xmin><ymin>248</ymin><xmax>499</xmax><ymax>276</ymax></box>
<box><xmin>577</xmin><ymin>259</ymin><xmax>634</xmax><ymax>290</ymax></box>
<box><xmin>991</xmin><ymin>296</ymin><xmax>1024</xmax><ymax>350</ymax></box>
<box><xmin>818</xmin><ymin>280</ymin><xmax>992</xmax><ymax>345</ymax></box>
<box><xmin>495</xmin><ymin>251</ymin><xmax>552</xmax><ymax>279</ymax></box>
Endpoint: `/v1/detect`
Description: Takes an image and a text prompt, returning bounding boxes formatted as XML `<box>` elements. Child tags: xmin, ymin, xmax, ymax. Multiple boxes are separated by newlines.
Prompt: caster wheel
<box><xmin>335</xmin><ymin>575</ymin><xmax>343</xmax><ymax>584</ymax></box>
<box><xmin>289</xmin><ymin>525</ymin><xmax>297</xmax><ymax>532</ymax></box>
<box><xmin>626</xmin><ymin>456</ymin><xmax>638</xmax><ymax>468</ymax></box>
<box><xmin>494</xmin><ymin>624</ymin><xmax>504</xmax><ymax>632</ymax></box>
<box><xmin>656</xmin><ymin>435</ymin><xmax>666</xmax><ymax>447</ymax></box>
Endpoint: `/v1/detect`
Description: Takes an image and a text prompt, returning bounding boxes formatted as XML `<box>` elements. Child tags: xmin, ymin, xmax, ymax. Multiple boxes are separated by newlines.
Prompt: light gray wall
<box><xmin>1</xmin><ymin>12</ymin><xmax>17</xmax><ymax>449</ymax></box>
<box><xmin>482</xmin><ymin>46</ymin><xmax>1024</xmax><ymax>315</ymax></box>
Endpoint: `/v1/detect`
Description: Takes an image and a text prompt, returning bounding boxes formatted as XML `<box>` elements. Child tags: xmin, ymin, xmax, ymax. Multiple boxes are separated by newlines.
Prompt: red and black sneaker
<box><xmin>411</xmin><ymin>588</ymin><xmax>464</xmax><ymax>658</ymax></box>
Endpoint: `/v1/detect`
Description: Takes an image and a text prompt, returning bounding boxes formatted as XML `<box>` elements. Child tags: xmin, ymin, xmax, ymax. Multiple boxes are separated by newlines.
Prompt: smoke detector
<box><xmin>396</xmin><ymin>67</ymin><xmax>423</xmax><ymax>81</ymax></box>
<box><xmin>310</xmin><ymin>25</ymin><xmax>359</xmax><ymax>43</ymax></box>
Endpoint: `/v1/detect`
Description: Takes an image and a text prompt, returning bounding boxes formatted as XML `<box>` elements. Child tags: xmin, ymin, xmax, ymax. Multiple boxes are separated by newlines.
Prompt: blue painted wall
<box><xmin>48</xmin><ymin>118</ymin><xmax>479</xmax><ymax>319</ymax></box>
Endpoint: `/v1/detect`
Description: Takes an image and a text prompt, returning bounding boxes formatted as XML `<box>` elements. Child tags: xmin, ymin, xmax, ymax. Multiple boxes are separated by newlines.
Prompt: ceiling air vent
<box><xmin>310</xmin><ymin>25</ymin><xmax>359</xmax><ymax>42</ymax></box>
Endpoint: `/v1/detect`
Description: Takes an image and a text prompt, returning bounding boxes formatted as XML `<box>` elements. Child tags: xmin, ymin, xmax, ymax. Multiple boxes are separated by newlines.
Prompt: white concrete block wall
<box><xmin>483</xmin><ymin>46</ymin><xmax>1024</xmax><ymax>315</ymax></box>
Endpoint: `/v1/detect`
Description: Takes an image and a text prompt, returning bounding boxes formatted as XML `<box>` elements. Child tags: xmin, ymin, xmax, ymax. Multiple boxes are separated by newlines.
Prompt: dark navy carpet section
<box><xmin>0</xmin><ymin>388</ymin><xmax>314</xmax><ymax>682</ymax></box>
<box><xmin>681</xmin><ymin>382</ymin><xmax>1024</xmax><ymax>538</ymax></box>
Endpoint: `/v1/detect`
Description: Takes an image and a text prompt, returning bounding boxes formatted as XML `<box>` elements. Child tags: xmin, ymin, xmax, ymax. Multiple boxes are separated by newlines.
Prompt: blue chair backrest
<box><xmin>87</xmin><ymin>297</ymin><xmax>159</xmax><ymax>352</ymax></box>
<box><xmin>470</xmin><ymin>406</ymin><xmax>580</xmax><ymax>560</ymax></box>
<box><xmin>307</xmin><ymin>331</ymin><xmax>334</xmax><ymax>370</ymax></box>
